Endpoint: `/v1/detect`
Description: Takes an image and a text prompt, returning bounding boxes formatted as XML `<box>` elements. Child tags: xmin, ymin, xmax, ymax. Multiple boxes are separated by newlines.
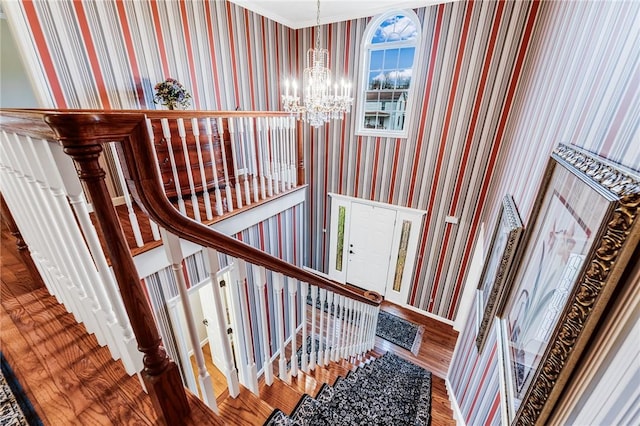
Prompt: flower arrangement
<box><xmin>153</xmin><ymin>77</ymin><xmax>192</xmax><ymax>109</ymax></box>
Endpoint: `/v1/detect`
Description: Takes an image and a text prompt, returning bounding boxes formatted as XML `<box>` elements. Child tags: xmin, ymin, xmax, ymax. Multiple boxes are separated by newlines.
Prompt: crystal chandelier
<box><xmin>281</xmin><ymin>0</ymin><xmax>353</xmax><ymax>128</ymax></box>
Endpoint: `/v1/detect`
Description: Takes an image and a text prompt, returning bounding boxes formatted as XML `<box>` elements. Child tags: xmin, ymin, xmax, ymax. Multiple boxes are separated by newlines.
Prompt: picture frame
<box><xmin>498</xmin><ymin>143</ymin><xmax>640</xmax><ymax>425</ymax></box>
<box><xmin>476</xmin><ymin>194</ymin><xmax>523</xmax><ymax>353</ymax></box>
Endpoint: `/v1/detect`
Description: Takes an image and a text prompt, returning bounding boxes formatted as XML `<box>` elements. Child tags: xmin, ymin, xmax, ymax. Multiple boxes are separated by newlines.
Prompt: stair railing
<box><xmin>0</xmin><ymin>109</ymin><xmax>381</xmax><ymax>425</ymax></box>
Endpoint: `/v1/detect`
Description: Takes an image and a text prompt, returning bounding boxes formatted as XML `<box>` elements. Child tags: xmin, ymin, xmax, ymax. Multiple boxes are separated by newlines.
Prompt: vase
<box><xmin>168</xmin><ymin>103</ymin><xmax>175</xmax><ymax>110</ymax></box>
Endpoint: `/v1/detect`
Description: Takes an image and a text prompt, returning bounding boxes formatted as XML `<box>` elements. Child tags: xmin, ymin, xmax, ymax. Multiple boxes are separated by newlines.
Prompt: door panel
<box><xmin>346</xmin><ymin>203</ymin><xmax>396</xmax><ymax>295</ymax></box>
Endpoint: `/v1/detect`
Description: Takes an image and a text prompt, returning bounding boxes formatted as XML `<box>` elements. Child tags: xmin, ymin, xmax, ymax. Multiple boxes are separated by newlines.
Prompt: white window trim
<box><xmin>355</xmin><ymin>10</ymin><xmax>422</xmax><ymax>139</ymax></box>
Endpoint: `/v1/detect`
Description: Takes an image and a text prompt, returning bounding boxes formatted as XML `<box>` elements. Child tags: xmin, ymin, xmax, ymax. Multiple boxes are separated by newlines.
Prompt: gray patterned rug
<box><xmin>1</xmin><ymin>352</ymin><xmax>43</xmax><ymax>426</ymax></box>
<box><xmin>265</xmin><ymin>352</ymin><xmax>432</xmax><ymax>425</ymax></box>
<box><xmin>376</xmin><ymin>311</ymin><xmax>424</xmax><ymax>355</ymax></box>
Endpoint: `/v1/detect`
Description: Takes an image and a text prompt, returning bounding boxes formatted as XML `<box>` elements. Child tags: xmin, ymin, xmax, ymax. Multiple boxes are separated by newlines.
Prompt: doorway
<box><xmin>345</xmin><ymin>203</ymin><xmax>396</xmax><ymax>295</ymax></box>
<box><xmin>328</xmin><ymin>194</ymin><xmax>425</xmax><ymax>305</ymax></box>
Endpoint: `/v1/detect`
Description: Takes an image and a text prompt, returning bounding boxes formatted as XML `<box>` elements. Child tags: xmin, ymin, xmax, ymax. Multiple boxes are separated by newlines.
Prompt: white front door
<box><xmin>346</xmin><ymin>203</ymin><xmax>397</xmax><ymax>295</ymax></box>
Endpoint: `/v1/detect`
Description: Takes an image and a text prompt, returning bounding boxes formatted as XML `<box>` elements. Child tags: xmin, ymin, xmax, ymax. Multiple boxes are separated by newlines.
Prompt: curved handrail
<box><xmin>32</xmin><ymin>110</ymin><xmax>382</xmax><ymax>306</ymax></box>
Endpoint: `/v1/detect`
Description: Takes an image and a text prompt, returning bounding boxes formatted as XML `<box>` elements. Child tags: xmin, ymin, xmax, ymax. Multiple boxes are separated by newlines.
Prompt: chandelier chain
<box><xmin>281</xmin><ymin>0</ymin><xmax>353</xmax><ymax>127</ymax></box>
<box><xmin>315</xmin><ymin>0</ymin><xmax>321</xmax><ymax>50</ymax></box>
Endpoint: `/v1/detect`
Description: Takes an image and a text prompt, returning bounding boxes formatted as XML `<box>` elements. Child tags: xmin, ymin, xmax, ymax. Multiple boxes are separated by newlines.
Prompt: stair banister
<box><xmin>68</xmin><ymin>112</ymin><xmax>382</xmax><ymax>306</ymax></box>
<box><xmin>1</xmin><ymin>108</ymin><xmax>382</xmax><ymax>424</ymax></box>
<box><xmin>40</xmin><ymin>112</ymin><xmax>192</xmax><ymax>425</ymax></box>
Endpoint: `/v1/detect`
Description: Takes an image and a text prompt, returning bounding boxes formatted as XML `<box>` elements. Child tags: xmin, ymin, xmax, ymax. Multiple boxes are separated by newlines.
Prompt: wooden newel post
<box><xmin>46</xmin><ymin>115</ymin><xmax>190</xmax><ymax>425</ymax></box>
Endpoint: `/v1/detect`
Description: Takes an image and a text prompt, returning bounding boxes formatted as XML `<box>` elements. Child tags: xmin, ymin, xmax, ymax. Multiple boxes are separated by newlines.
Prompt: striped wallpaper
<box><xmin>3</xmin><ymin>0</ymin><xmax>539</xmax><ymax>320</ymax></box>
<box><xmin>3</xmin><ymin>0</ymin><xmax>637</xmax><ymax>323</ymax></box>
<box><xmin>4</xmin><ymin>0</ymin><xmax>639</xmax><ymax>421</ymax></box>
<box><xmin>449</xmin><ymin>1</ymin><xmax>639</xmax><ymax>424</ymax></box>
<box><xmin>448</xmin><ymin>293</ymin><xmax>502</xmax><ymax>425</ymax></box>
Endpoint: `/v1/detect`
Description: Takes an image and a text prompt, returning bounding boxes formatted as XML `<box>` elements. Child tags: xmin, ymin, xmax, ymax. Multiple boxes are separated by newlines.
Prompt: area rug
<box><xmin>265</xmin><ymin>352</ymin><xmax>432</xmax><ymax>426</ymax></box>
<box><xmin>376</xmin><ymin>311</ymin><xmax>424</xmax><ymax>355</ymax></box>
<box><xmin>0</xmin><ymin>352</ymin><xmax>43</xmax><ymax>426</ymax></box>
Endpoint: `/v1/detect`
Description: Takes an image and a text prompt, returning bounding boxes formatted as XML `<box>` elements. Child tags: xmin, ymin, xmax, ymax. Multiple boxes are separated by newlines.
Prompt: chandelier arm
<box><xmin>281</xmin><ymin>0</ymin><xmax>353</xmax><ymax>128</ymax></box>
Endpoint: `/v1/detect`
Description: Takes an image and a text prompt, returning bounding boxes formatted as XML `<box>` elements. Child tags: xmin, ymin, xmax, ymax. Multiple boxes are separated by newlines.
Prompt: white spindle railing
<box><xmin>1</xmin><ymin>110</ymin><xmax>379</xmax><ymax>413</ymax></box>
<box><xmin>0</xmin><ymin>130</ymin><xmax>143</xmax><ymax>376</ymax></box>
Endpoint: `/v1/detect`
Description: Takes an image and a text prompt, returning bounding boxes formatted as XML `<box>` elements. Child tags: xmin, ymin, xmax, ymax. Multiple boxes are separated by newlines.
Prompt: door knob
<box><xmin>203</xmin><ymin>318</ymin><xmax>209</xmax><ymax>326</ymax></box>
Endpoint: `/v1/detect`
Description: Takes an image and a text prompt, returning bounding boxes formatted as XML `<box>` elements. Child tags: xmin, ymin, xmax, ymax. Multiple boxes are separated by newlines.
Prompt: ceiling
<box><xmin>228</xmin><ymin>0</ymin><xmax>455</xmax><ymax>29</ymax></box>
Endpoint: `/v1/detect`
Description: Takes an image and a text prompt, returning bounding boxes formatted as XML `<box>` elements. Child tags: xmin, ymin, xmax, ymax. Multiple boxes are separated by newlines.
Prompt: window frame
<box><xmin>355</xmin><ymin>10</ymin><xmax>422</xmax><ymax>138</ymax></box>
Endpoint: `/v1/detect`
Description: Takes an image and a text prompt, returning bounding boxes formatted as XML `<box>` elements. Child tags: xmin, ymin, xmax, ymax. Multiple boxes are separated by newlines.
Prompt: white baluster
<box><xmin>278</xmin><ymin>117</ymin><xmax>286</xmax><ymax>193</ymax></box>
<box><xmin>235</xmin><ymin>260</ymin><xmax>259</xmax><ymax>394</ymax></box>
<box><xmin>288</xmin><ymin>277</ymin><xmax>298</xmax><ymax>377</ymax></box>
<box><xmin>204</xmin><ymin>248</ymin><xmax>240</xmax><ymax>397</ymax></box>
<box><xmin>350</xmin><ymin>302</ymin><xmax>362</xmax><ymax>357</ymax></box>
<box><xmin>248</xmin><ymin>118</ymin><xmax>260</xmax><ymax>202</ymax></box>
<box><xmin>300</xmin><ymin>282</ymin><xmax>309</xmax><ymax>372</ymax></box>
<box><xmin>309</xmin><ymin>285</ymin><xmax>317</xmax><ymax>370</ymax></box>
<box><xmin>263</xmin><ymin>118</ymin><xmax>274</xmax><ymax>198</ymax></box>
<box><xmin>317</xmin><ymin>288</ymin><xmax>326</xmax><ymax>367</ymax></box>
<box><xmin>342</xmin><ymin>299</ymin><xmax>353</xmax><ymax>359</ymax></box>
<box><xmin>107</xmin><ymin>143</ymin><xmax>144</xmax><ymax>247</ymax></box>
<box><xmin>32</xmin><ymin>140</ymin><xmax>119</xmax><ymax>353</ymax></box>
<box><xmin>358</xmin><ymin>304</ymin><xmax>369</xmax><ymax>356</ymax></box>
<box><xmin>227</xmin><ymin>118</ymin><xmax>243</xmax><ymax>209</ymax></box>
<box><xmin>191</xmin><ymin>118</ymin><xmax>213</xmax><ymax>221</ymax></box>
<box><xmin>217</xmin><ymin>117</ymin><xmax>234</xmax><ymax>212</ymax></box>
<box><xmin>143</xmin><ymin>119</ymin><xmax>163</xmax><ymax>241</ymax></box>
<box><xmin>5</xmin><ymin>136</ymin><xmax>92</xmax><ymax>328</ymax></box>
<box><xmin>177</xmin><ymin>118</ymin><xmax>201</xmax><ymax>222</ymax></box>
<box><xmin>324</xmin><ymin>291</ymin><xmax>333</xmax><ymax>366</ymax></box>
<box><xmin>160</xmin><ymin>118</ymin><xmax>186</xmax><ymax>215</ymax></box>
<box><xmin>253</xmin><ymin>266</ymin><xmax>273</xmax><ymax>385</ymax></box>
<box><xmin>0</xmin><ymin>133</ymin><xmax>64</xmax><ymax>302</ymax></box>
<box><xmin>353</xmin><ymin>303</ymin><xmax>366</xmax><ymax>359</ymax></box>
<box><xmin>273</xmin><ymin>272</ymin><xmax>287</xmax><ymax>380</ymax></box>
<box><xmin>256</xmin><ymin>117</ymin><xmax>267</xmax><ymax>200</ymax></box>
<box><xmin>237</xmin><ymin>118</ymin><xmax>251</xmax><ymax>206</ymax></box>
<box><xmin>270</xmin><ymin>117</ymin><xmax>280</xmax><ymax>195</ymax></box>
<box><xmin>284</xmin><ymin>117</ymin><xmax>293</xmax><ymax>190</ymax></box>
<box><xmin>161</xmin><ymin>229</ymin><xmax>217</xmax><ymax>410</ymax></box>
<box><xmin>289</xmin><ymin>116</ymin><xmax>297</xmax><ymax>188</ymax></box>
<box><xmin>203</xmin><ymin>118</ymin><xmax>224</xmax><ymax>216</ymax></box>
<box><xmin>331</xmin><ymin>295</ymin><xmax>343</xmax><ymax>362</ymax></box>
<box><xmin>370</xmin><ymin>306</ymin><xmax>380</xmax><ymax>351</ymax></box>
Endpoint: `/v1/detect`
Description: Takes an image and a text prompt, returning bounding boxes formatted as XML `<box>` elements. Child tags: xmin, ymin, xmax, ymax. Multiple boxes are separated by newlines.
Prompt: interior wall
<box><xmin>3</xmin><ymin>0</ymin><xmax>539</xmax><ymax>321</ymax></box>
<box><xmin>449</xmin><ymin>2</ymin><xmax>639</xmax><ymax>424</ymax></box>
<box><xmin>0</xmin><ymin>17</ymin><xmax>38</xmax><ymax>107</ymax></box>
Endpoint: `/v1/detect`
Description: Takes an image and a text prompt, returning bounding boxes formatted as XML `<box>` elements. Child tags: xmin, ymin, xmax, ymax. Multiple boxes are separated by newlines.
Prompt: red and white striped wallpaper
<box><xmin>4</xmin><ymin>0</ymin><xmax>538</xmax><ymax>321</ymax></box>
<box><xmin>448</xmin><ymin>294</ymin><xmax>502</xmax><ymax>425</ymax></box>
<box><xmin>450</xmin><ymin>1</ymin><xmax>639</xmax><ymax>424</ymax></box>
<box><xmin>4</xmin><ymin>0</ymin><xmax>638</xmax><ymax>328</ymax></box>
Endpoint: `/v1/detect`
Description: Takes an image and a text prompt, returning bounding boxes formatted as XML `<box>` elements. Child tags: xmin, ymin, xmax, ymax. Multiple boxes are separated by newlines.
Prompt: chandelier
<box><xmin>281</xmin><ymin>0</ymin><xmax>353</xmax><ymax>127</ymax></box>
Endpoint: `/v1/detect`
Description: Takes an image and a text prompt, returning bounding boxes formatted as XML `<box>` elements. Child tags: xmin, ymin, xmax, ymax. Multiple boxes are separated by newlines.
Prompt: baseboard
<box><xmin>395</xmin><ymin>302</ymin><xmax>455</xmax><ymax>326</ymax></box>
<box><xmin>446</xmin><ymin>377</ymin><xmax>466</xmax><ymax>426</ymax></box>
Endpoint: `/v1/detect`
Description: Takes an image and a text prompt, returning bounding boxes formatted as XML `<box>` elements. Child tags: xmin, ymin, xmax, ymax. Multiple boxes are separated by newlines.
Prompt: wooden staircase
<box><xmin>2</xmin><ymin>219</ymin><xmax>456</xmax><ymax>425</ymax></box>
<box><xmin>215</xmin><ymin>350</ymin><xmax>384</xmax><ymax>425</ymax></box>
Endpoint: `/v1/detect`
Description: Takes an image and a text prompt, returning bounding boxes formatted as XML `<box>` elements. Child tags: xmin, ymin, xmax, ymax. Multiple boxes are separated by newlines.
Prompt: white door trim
<box><xmin>327</xmin><ymin>194</ymin><xmax>426</xmax><ymax>305</ymax></box>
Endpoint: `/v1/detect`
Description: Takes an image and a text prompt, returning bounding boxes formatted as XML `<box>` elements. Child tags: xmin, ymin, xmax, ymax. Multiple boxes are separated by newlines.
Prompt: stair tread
<box><xmin>264</xmin><ymin>352</ymin><xmax>433</xmax><ymax>426</ymax></box>
<box><xmin>217</xmin><ymin>385</ymin><xmax>274</xmax><ymax>425</ymax></box>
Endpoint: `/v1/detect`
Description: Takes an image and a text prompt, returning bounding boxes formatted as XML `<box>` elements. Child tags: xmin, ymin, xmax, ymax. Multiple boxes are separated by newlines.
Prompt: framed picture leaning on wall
<box><xmin>476</xmin><ymin>194</ymin><xmax>523</xmax><ymax>353</ymax></box>
<box><xmin>497</xmin><ymin>143</ymin><xmax>640</xmax><ymax>425</ymax></box>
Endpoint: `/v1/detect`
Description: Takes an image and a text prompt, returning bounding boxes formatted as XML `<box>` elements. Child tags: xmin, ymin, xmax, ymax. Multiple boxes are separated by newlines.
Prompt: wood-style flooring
<box><xmin>1</xmin><ymin>221</ymin><xmax>458</xmax><ymax>425</ymax></box>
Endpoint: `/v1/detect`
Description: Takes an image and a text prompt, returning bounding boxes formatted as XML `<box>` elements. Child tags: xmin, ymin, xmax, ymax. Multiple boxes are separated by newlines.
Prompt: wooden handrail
<box><xmin>0</xmin><ymin>107</ymin><xmax>382</xmax><ymax>423</ymax></box>
<box><xmin>35</xmin><ymin>111</ymin><xmax>382</xmax><ymax>306</ymax></box>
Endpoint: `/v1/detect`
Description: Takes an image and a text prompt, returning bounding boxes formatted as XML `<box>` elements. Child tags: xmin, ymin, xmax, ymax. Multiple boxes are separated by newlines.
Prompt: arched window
<box><xmin>357</xmin><ymin>11</ymin><xmax>421</xmax><ymax>137</ymax></box>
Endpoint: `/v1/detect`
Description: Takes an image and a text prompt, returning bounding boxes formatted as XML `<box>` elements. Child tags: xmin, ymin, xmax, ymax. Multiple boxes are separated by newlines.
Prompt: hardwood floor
<box><xmin>1</xmin><ymin>221</ymin><xmax>458</xmax><ymax>425</ymax></box>
<box><xmin>0</xmin><ymin>223</ymin><xmax>159</xmax><ymax>425</ymax></box>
